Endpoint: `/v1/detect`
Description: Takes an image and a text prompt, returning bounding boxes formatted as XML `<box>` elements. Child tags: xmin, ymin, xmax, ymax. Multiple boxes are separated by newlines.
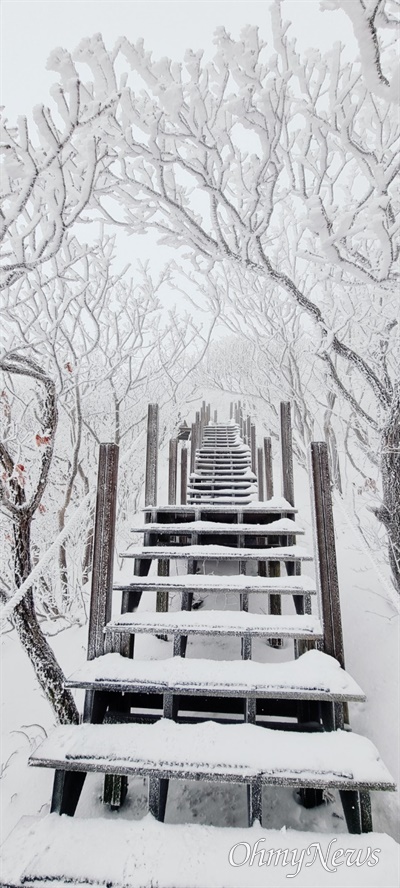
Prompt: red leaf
<box><xmin>65</xmin><ymin>362</ymin><xmax>73</xmax><ymax>373</ymax></box>
<box><xmin>35</xmin><ymin>434</ymin><xmax>50</xmax><ymax>446</ymax></box>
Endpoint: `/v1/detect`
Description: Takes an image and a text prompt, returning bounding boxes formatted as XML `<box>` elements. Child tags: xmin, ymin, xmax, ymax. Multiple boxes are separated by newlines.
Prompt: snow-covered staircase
<box><xmin>1</xmin><ymin>416</ymin><xmax>396</xmax><ymax>887</ymax></box>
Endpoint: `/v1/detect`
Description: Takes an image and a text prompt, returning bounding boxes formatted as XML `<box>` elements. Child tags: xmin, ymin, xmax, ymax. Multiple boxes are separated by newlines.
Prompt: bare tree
<box><xmin>2</xmin><ymin>1</ymin><xmax>399</xmax><ymax>587</ymax></box>
<box><xmin>0</xmin><ymin>354</ymin><xmax>78</xmax><ymax>723</ymax></box>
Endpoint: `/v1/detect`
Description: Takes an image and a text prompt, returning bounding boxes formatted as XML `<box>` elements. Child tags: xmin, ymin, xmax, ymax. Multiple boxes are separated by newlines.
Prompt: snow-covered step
<box><xmin>113</xmin><ymin>574</ymin><xmax>316</xmax><ymax>595</ymax></box>
<box><xmin>187</xmin><ymin>497</ymin><xmax>257</xmax><ymax>504</ymax></box>
<box><xmin>29</xmin><ymin>720</ymin><xmax>395</xmax><ymax>791</ymax></box>
<box><xmin>187</xmin><ymin>491</ymin><xmax>258</xmax><ymax>499</ymax></box>
<box><xmin>105</xmin><ymin>611</ymin><xmax>323</xmax><ymax>640</ymax></box>
<box><xmin>197</xmin><ymin>443</ymin><xmax>250</xmax><ymax>450</ymax></box>
<box><xmin>142</xmin><ymin>501</ymin><xmax>297</xmax><ymax>514</ymax></box>
<box><xmin>131</xmin><ymin>519</ymin><xmax>304</xmax><ymax>535</ymax></box>
<box><xmin>196</xmin><ymin>457</ymin><xmax>251</xmax><ymax>463</ymax></box>
<box><xmin>120</xmin><ymin>544</ymin><xmax>312</xmax><ymax>562</ymax></box>
<box><xmin>191</xmin><ymin>471</ymin><xmax>256</xmax><ymax>478</ymax></box>
<box><xmin>3</xmin><ymin>814</ymin><xmax>399</xmax><ymax>888</ymax></box>
<box><xmin>187</xmin><ymin>480</ymin><xmax>256</xmax><ymax>488</ymax></box>
<box><xmin>66</xmin><ymin>650</ymin><xmax>365</xmax><ymax>701</ymax></box>
<box><xmin>196</xmin><ymin>452</ymin><xmax>250</xmax><ymax>457</ymax></box>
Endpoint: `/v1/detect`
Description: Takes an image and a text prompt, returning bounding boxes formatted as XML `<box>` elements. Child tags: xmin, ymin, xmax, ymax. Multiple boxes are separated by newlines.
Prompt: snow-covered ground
<box><xmin>1</xmin><ymin>461</ymin><xmax>399</xmax><ymax>886</ymax></box>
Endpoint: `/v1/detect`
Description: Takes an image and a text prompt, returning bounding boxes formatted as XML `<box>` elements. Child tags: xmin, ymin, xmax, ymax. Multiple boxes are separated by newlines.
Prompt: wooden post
<box><xmin>190</xmin><ymin>422</ymin><xmax>197</xmax><ymax>473</ymax></box>
<box><xmin>168</xmin><ymin>438</ymin><xmax>178</xmax><ymax>505</ymax></box>
<box><xmin>86</xmin><ymin>444</ymin><xmax>119</xmax><ymax>665</ymax></box>
<box><xmin>310</xmin><ymin>442</ymin><xmax>345</xmax><ymax>669</ymax></box>
<box><xmin>180</xmin><ymin>446</ymin><xmax>188</xmax><ymax>504</ymax></box>
<box><xmin>257</xmin><ymin>447</ymin><xmax>264</xmax><ymax>501</ymax></box>
<box><xmin>251</xmin><ymin>424</ymin><xmax>256</xmax><ymax>473</ymax></box>
<box><xmin>280</xmin><ymin>402</ymin><xmax>294</xmax><ymax>506</ymax></box>
<box><xmin>145</xmin><ymin>403</ymin><xmax>159</xmax><ymax>507</ymax></box>
<box><xmin>264</xmin><ymin>437</ymin><xmax>274</xmax><ymax>500</ymax></box>
<box><xmin>246</xmin><ymin>416</ymin><xmax>251</xmax><ymax>447</ymax></box>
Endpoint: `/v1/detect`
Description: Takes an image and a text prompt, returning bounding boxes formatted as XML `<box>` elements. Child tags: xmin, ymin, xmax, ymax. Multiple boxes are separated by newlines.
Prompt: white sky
<box><xmin>1</xmin><ymin>0</ymin><xmax>355</xmax><ymax>118</ymax></box>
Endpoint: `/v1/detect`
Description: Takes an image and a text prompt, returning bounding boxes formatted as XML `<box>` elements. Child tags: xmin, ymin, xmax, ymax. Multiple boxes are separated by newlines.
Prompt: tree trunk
<box><xmin>378</xmin><ymin>384</ymin><xmax>400</xmax><ymax>594</ymax></box>
<box><xmin>12</xmin><ymin>513</ymin><xmax>79</xmax><ymax>724</ymax></box>
<box><xmin>12</xmin><ymin>594</ymin><xmax>79</xmax><ymax>724</ymax></box>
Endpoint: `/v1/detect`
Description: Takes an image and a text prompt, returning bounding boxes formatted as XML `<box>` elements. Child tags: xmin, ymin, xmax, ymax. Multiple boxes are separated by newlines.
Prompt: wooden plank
<box><xmin>257</xmin><ymin>447</ymin><xmax>264</xmax><ymax>501</ymax></box>
<box><xmin>106</xmin><ymin>611</ymin><xmax>323</xmax><ymax>638</ymax></box>
<box><xmin>190</xmin><ymin>422</ymin><xmax>197</xmax><ymax>473</ymax></box>
<box><xmin>113</xmin><ymin>575</ymin><xmax>316</xmax><ymax>594</ymax></box>
<box><xmin>86</xmin><ymin>444</ymin><xmax>119</xmax><ymax>661</ymax></box>
<box><xmin>280</xmin><ymin>402</ymin><xmax>294</xmax><ymax>507</ymax></box>
<box><xmin>29</xmin><ymin>722</ymin><xmax>395</xmax><ymax>791</ymax></box>
<box><xmin>168</xmin><ymin>438</ymin><xmax>178</xmax><ymax>505</ymax></box>
<box><xmin>250</xmin><ymin>424</ymin><xmax>256</xmax><ymax>473</ymax></box>
<box><xmin>120</xmin><ymin>544</ymin><xmax>312</xmax><ymax>561</ymax></box>
<box><xmin>145</xmin><ymin>404</ymin><xmax>159</xmax><ymax>507</ymax></box>
<box><xmin>66</xmin><ymin>651</ymin><xmax>365</xmax><ymax>700</ymax></box>
<box><xmin>264</xmin><ymin>437</ymin><xmax>274</xmax><ymax>499</ymax></box>
<box><xmin>310</xmin><ymin>442</ymin><xmax>345</xmax><ymax>669</ymax></box>
<box><xmin>129</xmin><ymin>520</ymin><xmax>304</xmax><ymax>535</ymax></box>
<box><xmin>180</xmin><ymin>446</ymin><xmax>188</xmax><ymax>505</ymax></box>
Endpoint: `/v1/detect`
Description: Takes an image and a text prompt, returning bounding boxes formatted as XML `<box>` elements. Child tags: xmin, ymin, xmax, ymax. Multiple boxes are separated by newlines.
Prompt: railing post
<box><xmin>310</xmin><ymin>442</ymin><xmax>345</xmax><ymax>669</ymax></box>
<box><xmin>87</xmin><ymin>443</ymin><xmax>119</xmax><ymax>661</ymax></box>
<box><xmin>257</xmin><ymin>447</ymin><xmax>264</xmax><ymax>501</ymax></box>
<box><xmin>180</xmin><ymin>446</ymin><xmax>188</xmax><ymax>505</ymax></box>
<box><xmin>280</xmin><ymin>402</ymin><xmax>294</xmax><ymax>506</ymax></box>
<box><xmin>251</xmin><ymin>424</ymin><xmax>256</xmax><ymax>473</ymax></box>
<box><xmin>145</xmin><ymin>403</ymin><xmax>159</xmax><ymax>507</ymax></box>
<box><xmin>264</xmin><ymin>437</ymin><xmax>274</xmax><ymax>500</ymax></box>
<box><xmin>246</xmin><ymin>416</ymin><xmax>251</xmax><ymax>447</ymax></box>
<box><xmin>190</xmin><ymin>422</ymin><xmax>197</xmax><ymax>473</ymax></box>
<box><xmin>168</xmin><ymin>438</ymin><xmax>178</xmax><ymax>505</ymax></box>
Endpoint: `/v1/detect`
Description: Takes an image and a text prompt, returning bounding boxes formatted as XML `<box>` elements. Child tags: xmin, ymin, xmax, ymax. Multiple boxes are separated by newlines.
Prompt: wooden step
<box><xmin>65</xmin><ymin>650</ymin><xmax>365</xmax><ymax>701</ymax></box>
<box><xmin>120</xmin><ymin>544</ymin><xmax>312</xmax><ymax>562</ymax></box>
<box><xmin>131</xmin><ymin>519</ymin><xmax>304</xmax><ymax>535</ymax></box>
<box><xmin>187</xmin><ymin>480</ymin><xmax>256</xmax><ymax>488</ymax></box>
<box><xmin>191</xmin><ymin>470</ymin><xmax>256</xmax><ymax>477</ymax></box>
<box><xmin>142</xmin><ymin>502</ymin><xmax>297</xmax><ymax>514</ymax></box>
<box><xmin>106</xmin><ymin>610</ymin><xmax>323</xmax><ymax>639</ymax></box>
<box><xmin>113</xmin><ymin>574</ymin><xmax>316</xmax><ymax>595</ymax></box>
<box><xmin>4</xmin><ymin>815</ymin><xmax>399</xmax><ymax>888</ymax></box>
<box><xmin>187</xmin><ymin>494</ymin><xmax>257</xmax><ymax>502</ymax></box>
<box><xmin>28</xmin><ymin>720</ymin><xmax>395</xmax><ymax>791</ymax></box>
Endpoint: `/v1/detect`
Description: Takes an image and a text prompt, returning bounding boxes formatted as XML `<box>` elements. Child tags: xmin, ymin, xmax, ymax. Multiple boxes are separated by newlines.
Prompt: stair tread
<box><xmin>3</xmin><ymin>815</ymin><xmax>399</xmax><ymax>888</ymax></box>
<box><xmin>106</xmin><ymin>611</ymin><xmax>323</xmax><ymax>637</ymax></box>
<box><xmin>29</xmin><ymin>720</ymin><xmax>395</xmax><ymax>790</ymax></box>
<box><xmin>113</xmin><ymin>574</ymin><xmax>315</xmax><ymax>594</ymax></box>
<box><xmin>131</xmin><ymin>519</ymin><xmax>304</xmax><ymax>534</ymax></box>
<box><xmin>66</xmin><ymin>650</ymin><xmax>365</xmax><ymax>700</ymax></box>
<box><xmin>142</xmin><ymin>500</ymin><xmax>297</xmax><ymax>513</ymax></box>
<box><xmin>120</xmin><ymin>544</ymin><xmax>312</xmax><ymax>560</ymax></box>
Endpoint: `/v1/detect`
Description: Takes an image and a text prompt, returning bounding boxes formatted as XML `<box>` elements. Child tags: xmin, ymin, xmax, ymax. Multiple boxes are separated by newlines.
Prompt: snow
<box><xmin>2</xmin><ymin>814</ymin><xmax>399</xmax><ymax>888</ymax></box>
<box><xmin>66</xmin><ymin>649</ymin><xmax>366</xmax><ymax>700</ymax></box>
<box><xmin>29</xmin><ymin>720</ymin><xmax>395</xmax><ymax>789</ymax></box>
<box><xmin>120</xmin><ymin>544</ymin><xmax>312</xmax><ymax>560</ymax></box>
<box><xmin>106</xmin><ymin>610</ymin><xmax>323</xmax><ymax>637</ymax></box>
<box><xmin>131</xmin><ymin>518</ymin><xmax>304</xmax><ymax>533</ymax></box>
<box><xmin>142</xmin><ymin>497</ymin><xmax>297</xmax><ymax>510</ymax></box>
<box><xmin>114</xmin><ymin>573</ymin><xmax>316</xmax><ymax>591</ymax></box>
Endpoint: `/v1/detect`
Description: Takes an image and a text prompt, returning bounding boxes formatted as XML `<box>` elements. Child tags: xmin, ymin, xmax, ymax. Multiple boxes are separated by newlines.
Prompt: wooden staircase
<box><xmin>1</xmin><ymin>407</ymin><xmax>395</xmax><ymax>888</ymax></box>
